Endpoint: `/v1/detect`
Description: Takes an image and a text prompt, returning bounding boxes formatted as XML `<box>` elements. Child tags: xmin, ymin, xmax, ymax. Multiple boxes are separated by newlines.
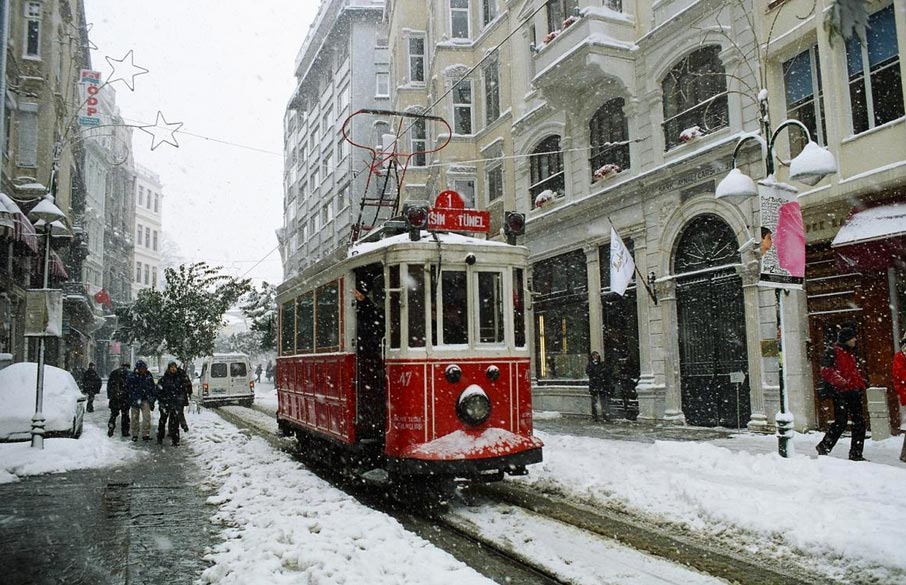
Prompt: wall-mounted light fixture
<box><xmin>647</xmin><ymin>272</ymin><xmax>658</xmax><ymax>306</ymax></box>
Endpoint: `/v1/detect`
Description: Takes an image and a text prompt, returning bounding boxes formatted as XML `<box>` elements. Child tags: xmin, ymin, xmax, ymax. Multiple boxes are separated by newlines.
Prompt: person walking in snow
<box><xmin>255</xmin><ymin>363</ymin><xmax>262</xmax><ymax>383</ymax></box>
<box><xmin>265</xmin><ymin>360</ymin><xmax>274</xmax><ymax>382</ymax></box>
<box><xmin>816</xmin><ymin>327</ymin><xmax>868</xmax><ymax>461</ymax></box>
<box><xmin>106</xmin><ymin>362</ymin><xmax>131</xmax><ymax>437</ymax></box>
<box><xmin>127</xmin><ymin>361</ymin><xmax>156</xmax><ymax>442</ymax></box>
<box><xmin>81</xmin><ymin>362</ymin><xmax>102</xmax><ymax>413</ymax></box>
<box><xmin>586</xmin><ymin>351</ymin><xmax>610</xmax><ymax>422</ymax></box>
<box><xmin>892</xmin><ymin>330</ymin><xmax>906</xmax><ymax>463</ymax></box>
<box><xmin>156</xmin><ymin>361</ymin><xmax>189</xmax><ymax>446</ymax></box>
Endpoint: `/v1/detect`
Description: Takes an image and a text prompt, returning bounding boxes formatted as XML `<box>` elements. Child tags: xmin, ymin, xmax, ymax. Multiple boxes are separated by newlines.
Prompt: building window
<box><xmin>529</xmin><ymin>135</ymin><xmax>564</xmax><ymax>204</ymax></box>
<box><xmin>152</xmin><ymin>231</ymin><xmax>158</xmax><ymax>251</ymax></box>
<box><xmin>376</xmin><ymin>72</ymin><xmax>390</xmax><ymax>97</ymax></box>
<box><xmin>533</xmin><ymin>250</ymin><xmax>589</xmax><ymax>381</ymax></box>
<box><xmin>336</xmin><ymin>135</ymin><xmax>348</xmax><ymax>162</ymax></box>
<box><xmin>408</xmin><ymin>35</ymin><xmax>425</xmax><ymax>83</ymax></box>
<box><xmin>846</xmin><ymin>5</ymin><xmax>904</xmax><ymax>134</ymax></box>
<box><xmin>136</xmin><ymin>261</ymin><xmax>141</xmax><ymax>283</ymax></box>
<box><xmin>487</xmin><ymin>164</ymin><xmax>503</xmax><ymax>202</ymax></box>
<box><xmin>546</xmin><ymin>0</ymin><xmax>578</xmax><ymax>34</ymax></box>
<box><xmin>410</xmin><ymin>118</ymin><xmax>427</xmax><ymax>166</ymax></box>
<box><xmin>152</xmin><ymin>271</ymin><xmax>157</xmax><ymax>289</ymax></box>
<box><xmin>336</xmin><ymin>184</ymin><xmax>349</xmax><ymax>211</ymax></box>
<box><xmin>311</xmin><ymin>164</ymin><xmax>320</xmax><ymax>188</ymax></box>
<box><xmin>24</xmin><ymin>2</ymin><xmax>41</xmax><ymax>58</ymax></box>
<box><xmin>145</xmin><ymin>227</ymin><xmax>151</xmax><ymax>248</ymax></box>
<box><xmin>16</xmin><ymin>107</ymin><xmax>38</xmax><ymax>166</ymax></box>
<box><xmin>604</xmin><ymin>0</ymin><xmax>623</xmax><ymax>11</ymax></box>
<box><xmin>144</xmin><ymin>264</ymin><xmax>150</xmax><ymax>285</ymax></box>
<box><xmin>483</xmin><ymin>58</ymin><xmax>500</xmax><ymax>125</ymax></box>
<box><xmin>452</xmin><ymin>80</ymin><xmax>473</xmax><ymax>135</ymax></box>
<box><xmin>136</xmin><ymin>224</ymin><xmax>143</xmax><ymax>246</ymax></box>
<box><xmin>322</xmin><ymin>152</ymin><xmax>332</xmax><ymax>177</ymax></box>
<box><xmin>589</xmin><ymin>97</ymin><xmax>630</xmax><ymax>180</ymax></box>
<box><xmin>154</xmin><ymin>193</ymin><xmax>160</xmax><ymax>213</ymax></box>
<box><xmin>451</xmin><ymin>0</ymin><xmax>470</xmax><ymax>40</ymax></box>
<box><xmin>322</xmin><ymin>107</ymin><xmax>333</xmax><ymax>137</ymax></box>
<box><xmin>453</xmin><ymin>179</ymin><xmax>475</xmax><ymax>207</ymax></box>
<box><xmin>661</xmin><ymin>45</ymin><xmax>729</xmax><ymax>150</ymax></box>
<box><xmin>138</xmin><ymin>186</ymin><xmax>144</xmax><ymax>206</ymax></box>
<box><xmin>783</xmin><ymin>46</ymin><xmax>827</xmax><ymax>156</ymax></box>
<box><xmin>482</xmin><ymin>0</ymin><xmax>497</xmax><ymax>27</ymax></box>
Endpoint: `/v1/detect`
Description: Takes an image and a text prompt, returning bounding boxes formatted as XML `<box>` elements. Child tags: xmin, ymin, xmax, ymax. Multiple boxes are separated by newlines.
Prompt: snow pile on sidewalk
<box><xmin>521</xmin><ymin>430</ymin><xmax>906</xmax><ymax>583</ymax></box>
<box><xmin>189</xmin><ymin>411</ymin><xmax>494</xmax><ymax>585</ymax></box>
<box><xmin>0</xmin><ymin>422</ymin><xmax>143</xmax><ymax>484</ymax></box>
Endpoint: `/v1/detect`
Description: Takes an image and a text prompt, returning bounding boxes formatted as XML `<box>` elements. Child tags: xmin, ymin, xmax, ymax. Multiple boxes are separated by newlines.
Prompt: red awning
<box><xmin>50</xmin><ymin>250</ymin><xmax>69</xmax><ymax>279</ymax></box>
<box><xmin>832</xmin><ymin>203</ymin><xmax>906</xmax><ymax>272</ymax></box>
<box><xmin>0</xmin><ymin>193</ymin><xmax>39</xmax><ymax>254</ymax></box>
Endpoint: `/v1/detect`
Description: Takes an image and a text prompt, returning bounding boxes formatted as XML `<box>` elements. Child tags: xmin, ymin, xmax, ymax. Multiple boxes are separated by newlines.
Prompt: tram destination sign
<box><xmin>428</xmin><ymin>190</ymin><xmax>490</xmax><ymax>233</ymax></box>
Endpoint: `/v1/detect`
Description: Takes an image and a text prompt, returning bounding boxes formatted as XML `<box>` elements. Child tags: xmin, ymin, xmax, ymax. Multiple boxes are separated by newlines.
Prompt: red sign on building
<box><xmin>428</xmin><ymin>190</ymin><xmax>490</xmax><ymax>233</ymax></box>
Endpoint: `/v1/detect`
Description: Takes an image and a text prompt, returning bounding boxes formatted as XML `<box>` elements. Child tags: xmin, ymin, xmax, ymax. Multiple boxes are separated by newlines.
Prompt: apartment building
<box><xmin>132</xmin><ymin>165</ymin><xmax>163</xmax><ymax>295</ymax></box>
<box><xmin>281</xmin><ymin>0</ymin><xmax>386</xmax><ymax>278</ymax></box>
<box><xmin>756</xmin><ymin>0</ymin><xmax>906</xmax><ymax>433</ymax></box>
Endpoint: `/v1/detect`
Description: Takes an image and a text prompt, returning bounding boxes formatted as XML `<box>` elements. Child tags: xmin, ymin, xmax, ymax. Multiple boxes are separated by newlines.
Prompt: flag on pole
<box><xmin>610</xmin><ymin>226</ymin><xmax>635</xmax><ymax>296</ymax></box>
<box><xmin>93</xmin><ymin>288</ymin><xmax>113</xmax><ymax>308</ymax></box>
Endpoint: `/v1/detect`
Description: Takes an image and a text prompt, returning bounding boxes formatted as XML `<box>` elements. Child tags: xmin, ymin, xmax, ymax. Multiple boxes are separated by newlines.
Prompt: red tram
<box><xmin>275</xmin><ymin>206</ymin><xmax>542</xmax><ymax>482</ymax></box>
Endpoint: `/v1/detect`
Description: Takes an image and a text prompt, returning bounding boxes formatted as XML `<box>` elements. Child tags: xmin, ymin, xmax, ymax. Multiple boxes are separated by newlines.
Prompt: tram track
<box><xmin>212</xmin><ymin>405</ymin><xmax>826</xmax><ymax>585</ymax></box>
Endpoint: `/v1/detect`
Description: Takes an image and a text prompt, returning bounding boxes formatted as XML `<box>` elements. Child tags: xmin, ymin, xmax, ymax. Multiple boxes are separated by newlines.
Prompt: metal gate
<box><xmin>676</xmin><ymin>270</ymin><xmax>750</xmax><ymax>427</ymax></box>
<box><xmin>673</xmin><ymin>214</ymin><xmax>749</xmax><ymax>428</ymax></box>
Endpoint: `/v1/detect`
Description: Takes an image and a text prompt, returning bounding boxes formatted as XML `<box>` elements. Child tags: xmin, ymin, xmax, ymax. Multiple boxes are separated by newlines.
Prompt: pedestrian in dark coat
<box><xmin>586</xmin><ymin>351</ymin><xmax>610</xmax><ymax>422</ymax></box>
<box><xmin>255</xmin><ymin>363</ymin><xmax>262</xmax><ymax>383</ymax></box>
<box><xmin>156</xmin><ymin>362</ymin><xmax>190</xmax><ymax>446</ymax></box>
<box><xmin>816</xmin><ymin>328</ymin><xmax>868</xmax><ymax>461</ymax></box>
<box><xmin>265</xmin><ymin>360</ymin><xmax>274</xmax><ymax>382</ymax></box>
<box><xmin>127</xmin><ymin>361</ymin><xmax>156</xmax><ymax>442</ymax></box>
<box><xmin>106</xmin><ymin>363</ymin><xmax>131</xmax><ymax>437</ymax></box>
<box><xmin>81</xmin><ymin>363</ymin><xmax>102</xmax><ymax>413</ymax></box>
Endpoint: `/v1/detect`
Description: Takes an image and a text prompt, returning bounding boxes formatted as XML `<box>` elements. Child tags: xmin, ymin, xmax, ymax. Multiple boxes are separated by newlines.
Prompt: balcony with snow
<box><xmin>531</xmin><ymin>6</ymin><xmax>636</xmax><ymax>108</ymax></box>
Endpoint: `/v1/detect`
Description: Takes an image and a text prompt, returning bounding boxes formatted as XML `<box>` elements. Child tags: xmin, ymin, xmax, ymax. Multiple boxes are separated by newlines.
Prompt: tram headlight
<box><xmin>486</xmin><ymin>365</ymin><xmax>500</xmax><ymax>381</ymax></box>
<box><xmin>445</xmin><ymin>364</ymin><xmax>462</xmax><ymax>383</ymax></box>
<box><xmin>457</xmin><ymin>386</ymin><xmax>491</xmax><ymax>426</ymax></box>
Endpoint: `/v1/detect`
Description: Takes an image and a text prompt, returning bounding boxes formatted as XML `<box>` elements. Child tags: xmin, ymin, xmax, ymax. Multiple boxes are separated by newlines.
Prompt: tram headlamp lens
<box><xmin>457</xmin><ymin>391</ymin><xmax>491</xmax><ymax>426</ymax></box>
<box><xmin>445</xmin><ymin>364</ymin><xmax>462</xmax><ymax>383</ymax></box>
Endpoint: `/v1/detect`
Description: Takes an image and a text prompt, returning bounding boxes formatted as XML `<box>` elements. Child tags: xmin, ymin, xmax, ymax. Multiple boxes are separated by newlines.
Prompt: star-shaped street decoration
<box><xmin>68</xmin><ymin>21</ymin><xmax>98</xmax><ymax>50</ymax></box>
<box><xmin>105</xmin><ymin>50</ymin><xmax>149</xmax><ymax>91</ymax></box>
<box><xmin>139</xmin><ymin>111</ymin><xmax>183</xmax><ymax>150</ymax></box>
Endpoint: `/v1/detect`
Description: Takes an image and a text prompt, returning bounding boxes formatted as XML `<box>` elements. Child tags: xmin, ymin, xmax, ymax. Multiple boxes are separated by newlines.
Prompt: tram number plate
<box><xmin>428</xmin><ymin>208</ymin><xmax>490</xmax><ymax>233</ymax></box>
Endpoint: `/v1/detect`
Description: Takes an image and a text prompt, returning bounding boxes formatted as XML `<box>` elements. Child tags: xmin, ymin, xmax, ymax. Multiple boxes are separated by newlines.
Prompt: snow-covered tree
<box><xmin>115</xmin><ymin>262</ymin><xmax>251</xmax><ymax>366</ymax></box>
<box><xmin>240</xmin><ymin>281</ymin><xmax>277</xmax><ymax>352</ymax></box>
<box><xmin>215</xmin><ymin>330</ymin><xmax>265</xmax><ymax>357</ymax></box>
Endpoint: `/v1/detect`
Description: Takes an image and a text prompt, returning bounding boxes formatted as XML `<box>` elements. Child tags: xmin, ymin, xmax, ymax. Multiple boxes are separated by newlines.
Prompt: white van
<box><xmin>196</xmin><ymin>353</ymin><xmax>255</xmax><ymax>407</ymax></box>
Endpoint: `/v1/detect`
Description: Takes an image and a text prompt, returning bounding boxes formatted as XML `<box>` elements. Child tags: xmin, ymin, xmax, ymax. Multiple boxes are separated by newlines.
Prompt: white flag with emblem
<box><xmin>610</xmin><ymin>226</ymin><xmax>635</xmax><ymax>296</ymax></box>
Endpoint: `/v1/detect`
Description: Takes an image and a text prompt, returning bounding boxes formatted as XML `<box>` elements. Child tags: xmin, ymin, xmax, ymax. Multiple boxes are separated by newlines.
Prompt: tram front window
<box><xmin>478</xmin><ymin>272</ymin><xmax>504</xmax><ymax>343</ymax></box>
<box><xmin>441</xmin><ymin>270</ymin><xmax>468</xmax><ymax>345</ymax></box>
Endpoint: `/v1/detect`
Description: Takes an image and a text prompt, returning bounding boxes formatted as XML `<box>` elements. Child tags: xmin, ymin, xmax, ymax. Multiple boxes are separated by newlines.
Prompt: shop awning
<box><xmin>50</xmin><ymin>250</ymin><xmax>69</xmax><ymax>279</ymax></box>
<box><xmin>832</xmin><ymin>203</ymin><xmax>906</xmax><ymax>272</ymax></box>
<box><xmin>0</xmin><ymin>192</ymin><xmax>39</xmax><ymax>254</ymax></box>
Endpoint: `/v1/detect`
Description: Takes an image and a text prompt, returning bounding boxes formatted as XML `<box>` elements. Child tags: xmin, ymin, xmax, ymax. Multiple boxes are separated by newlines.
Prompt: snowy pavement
<box><xmin>1</xmin><ymin>381</ymin><xmax>905</xmax><ymax>584</ymax></box>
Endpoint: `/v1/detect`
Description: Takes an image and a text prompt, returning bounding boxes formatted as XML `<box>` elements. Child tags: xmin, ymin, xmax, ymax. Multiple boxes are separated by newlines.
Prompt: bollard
<box><xmin>866</xmin><ymin>386</ymin><xmax>891</xmax><ymax>442</ymax></box>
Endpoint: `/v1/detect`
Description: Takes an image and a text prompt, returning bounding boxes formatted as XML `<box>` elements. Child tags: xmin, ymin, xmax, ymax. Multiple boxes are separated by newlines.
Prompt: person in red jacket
<box><xmin>816</xmin><ymin>327</ymin><xmax>868</xmax><ymax>461</ymax></box>
<box><xmin>892</xmin><ymin>330</ymin><xmax>906</xmax><ymax>463</ymax></box>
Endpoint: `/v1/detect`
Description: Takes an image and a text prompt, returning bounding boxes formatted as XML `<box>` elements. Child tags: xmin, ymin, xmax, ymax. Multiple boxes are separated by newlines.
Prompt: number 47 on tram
<box><xmin>275</xmin><ymin>203</ymin><xmax>542</xmax><ymax>484</ymax></box>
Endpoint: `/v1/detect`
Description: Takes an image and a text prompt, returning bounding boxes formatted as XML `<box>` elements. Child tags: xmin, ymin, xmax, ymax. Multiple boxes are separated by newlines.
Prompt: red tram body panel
<box><xmin>277</xmin><ymin>353</ymin><xmax>356</xmax><ymax>444</ymax></box>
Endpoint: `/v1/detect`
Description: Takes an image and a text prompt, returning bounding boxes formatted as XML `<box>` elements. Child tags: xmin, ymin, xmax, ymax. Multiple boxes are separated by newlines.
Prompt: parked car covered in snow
<box><xmin>0</xmin><ymin>363</ymin><xmax>86</xmax><ymax>441</ymax></box>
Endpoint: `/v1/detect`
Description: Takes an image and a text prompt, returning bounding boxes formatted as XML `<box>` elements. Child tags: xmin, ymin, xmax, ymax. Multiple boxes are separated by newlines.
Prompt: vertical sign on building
<box><xmin>78</xmin><ymin>70</ymin><xmax>102</xmax><ymax>127</ymax></box>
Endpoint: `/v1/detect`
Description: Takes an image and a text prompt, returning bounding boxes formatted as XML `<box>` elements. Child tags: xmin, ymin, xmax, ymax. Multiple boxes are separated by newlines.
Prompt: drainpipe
<box><xmin>0</xmin><ymin>0</ymin><xmax>9</xmax><ymax>168</ymax></box>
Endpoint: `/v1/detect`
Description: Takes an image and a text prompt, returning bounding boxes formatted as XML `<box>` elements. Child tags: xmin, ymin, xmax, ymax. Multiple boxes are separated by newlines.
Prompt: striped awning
<box><xmin>0</xmin><ymin>192</ymin><xmax>39</xmax><ymax>253</ymax></box>
<box><xmin>50</xmin><ymin>250</ymin><xmax>69</xmax><ymax>279</ymax></box>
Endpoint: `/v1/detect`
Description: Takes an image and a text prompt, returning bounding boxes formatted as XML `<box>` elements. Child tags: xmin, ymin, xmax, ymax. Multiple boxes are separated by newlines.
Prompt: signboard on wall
<box><xmin>428</xmin><ymin>190</ymin><xmax>490</xmax><ymax>233</ymax></box>
<box><xmin>759</xmin><ymin>181</ymin><xmax>805</xmax><ymax>288</ymax></box>
<box><xmin>78</xmin><ymin>70</ymin><xmax>102</xmax><ymax>127</ymax></box>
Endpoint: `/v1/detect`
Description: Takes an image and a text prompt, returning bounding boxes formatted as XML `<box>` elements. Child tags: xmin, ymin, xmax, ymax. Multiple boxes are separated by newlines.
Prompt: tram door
<box><xmin>354</xmin><ymin>264</ymin><xmax>385</xmax><ymax>441</ymax></box>
<box><xmin>674</xmin><ymin>215</ymin><xmax>750</xmax><ymax>428</ymax></box>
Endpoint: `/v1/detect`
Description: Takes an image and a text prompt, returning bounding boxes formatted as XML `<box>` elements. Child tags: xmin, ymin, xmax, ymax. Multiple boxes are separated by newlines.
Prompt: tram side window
<box><xmin>281</xmin><ymin>301</ymin><xmax>295</xmax><ymax>355</ymax></box>
<box><xmin>389</xmin><ymin>266</ymin><xmax>401</xmax><ymax>349</ymax></box>
<box><xmin>296</xmin><ymin>292</ymin><xmax>314</xmax><ymax>353</ymax></box>
<box><xmin>316</xmin><ymin>282</ymin><xmax>340</xmax><ymax>350</ymax></box>
<box><xmin>514</xmin><ymin>268</ymin><xmax>526</xmax><ymax>347</ymax></box>
<box><xmin>478</xmin><ymin>272</ymin><xmax>504</xmax><ymax>343</ymax></box>
<box><xmin>442</xmin><ymin>270</ymin><xmax>468</xmax><ymax>345</ymax></box>
<box><xmin>408</xmin><ymin>265</ymin><xmax>426</xmax><ymax>347</ymax></box>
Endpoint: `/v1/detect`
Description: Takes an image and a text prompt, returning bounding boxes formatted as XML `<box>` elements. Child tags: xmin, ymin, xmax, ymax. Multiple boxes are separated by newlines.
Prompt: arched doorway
<box><xmin>673</xmin><ymin>214</ymin><xmax>750</xmax><ymax>428</ymax></box>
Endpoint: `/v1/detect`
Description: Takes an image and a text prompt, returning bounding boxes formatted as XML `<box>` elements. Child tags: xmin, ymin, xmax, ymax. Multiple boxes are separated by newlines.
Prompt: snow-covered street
<box><xmin>2</xmin><ymin>383</ymin><xmax>905</xmax><ymax>584</ymax></box>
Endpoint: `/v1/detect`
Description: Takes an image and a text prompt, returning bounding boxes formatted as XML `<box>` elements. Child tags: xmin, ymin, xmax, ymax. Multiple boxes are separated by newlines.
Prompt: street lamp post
<box><xmin>715</xmin><ymin>96</ymin><xmax>837</xmax><ymax>457</ymax></box>
<box><xmin>27</xmin><ymin>195</ymin><xmax>69</xmax><ymax>449</ymax></box>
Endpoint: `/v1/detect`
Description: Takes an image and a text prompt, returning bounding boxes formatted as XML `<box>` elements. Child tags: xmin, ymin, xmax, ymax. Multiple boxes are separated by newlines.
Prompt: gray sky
<box><xmin>84</xmin><ymin>1</ymin><xmax>318</xmax><ymax>286</ymax></box>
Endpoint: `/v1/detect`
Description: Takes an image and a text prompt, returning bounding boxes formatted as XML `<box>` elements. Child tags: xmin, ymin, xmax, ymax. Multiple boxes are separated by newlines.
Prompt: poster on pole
<box><xmin>24</xmin><ymin>290</ymin><xmax>63</xmax><ymax>337</ymax></box>
<box><xmin>758</xmin><ymin>180</ymin><xmax>805</xmax><ymax>288</ymax></box>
